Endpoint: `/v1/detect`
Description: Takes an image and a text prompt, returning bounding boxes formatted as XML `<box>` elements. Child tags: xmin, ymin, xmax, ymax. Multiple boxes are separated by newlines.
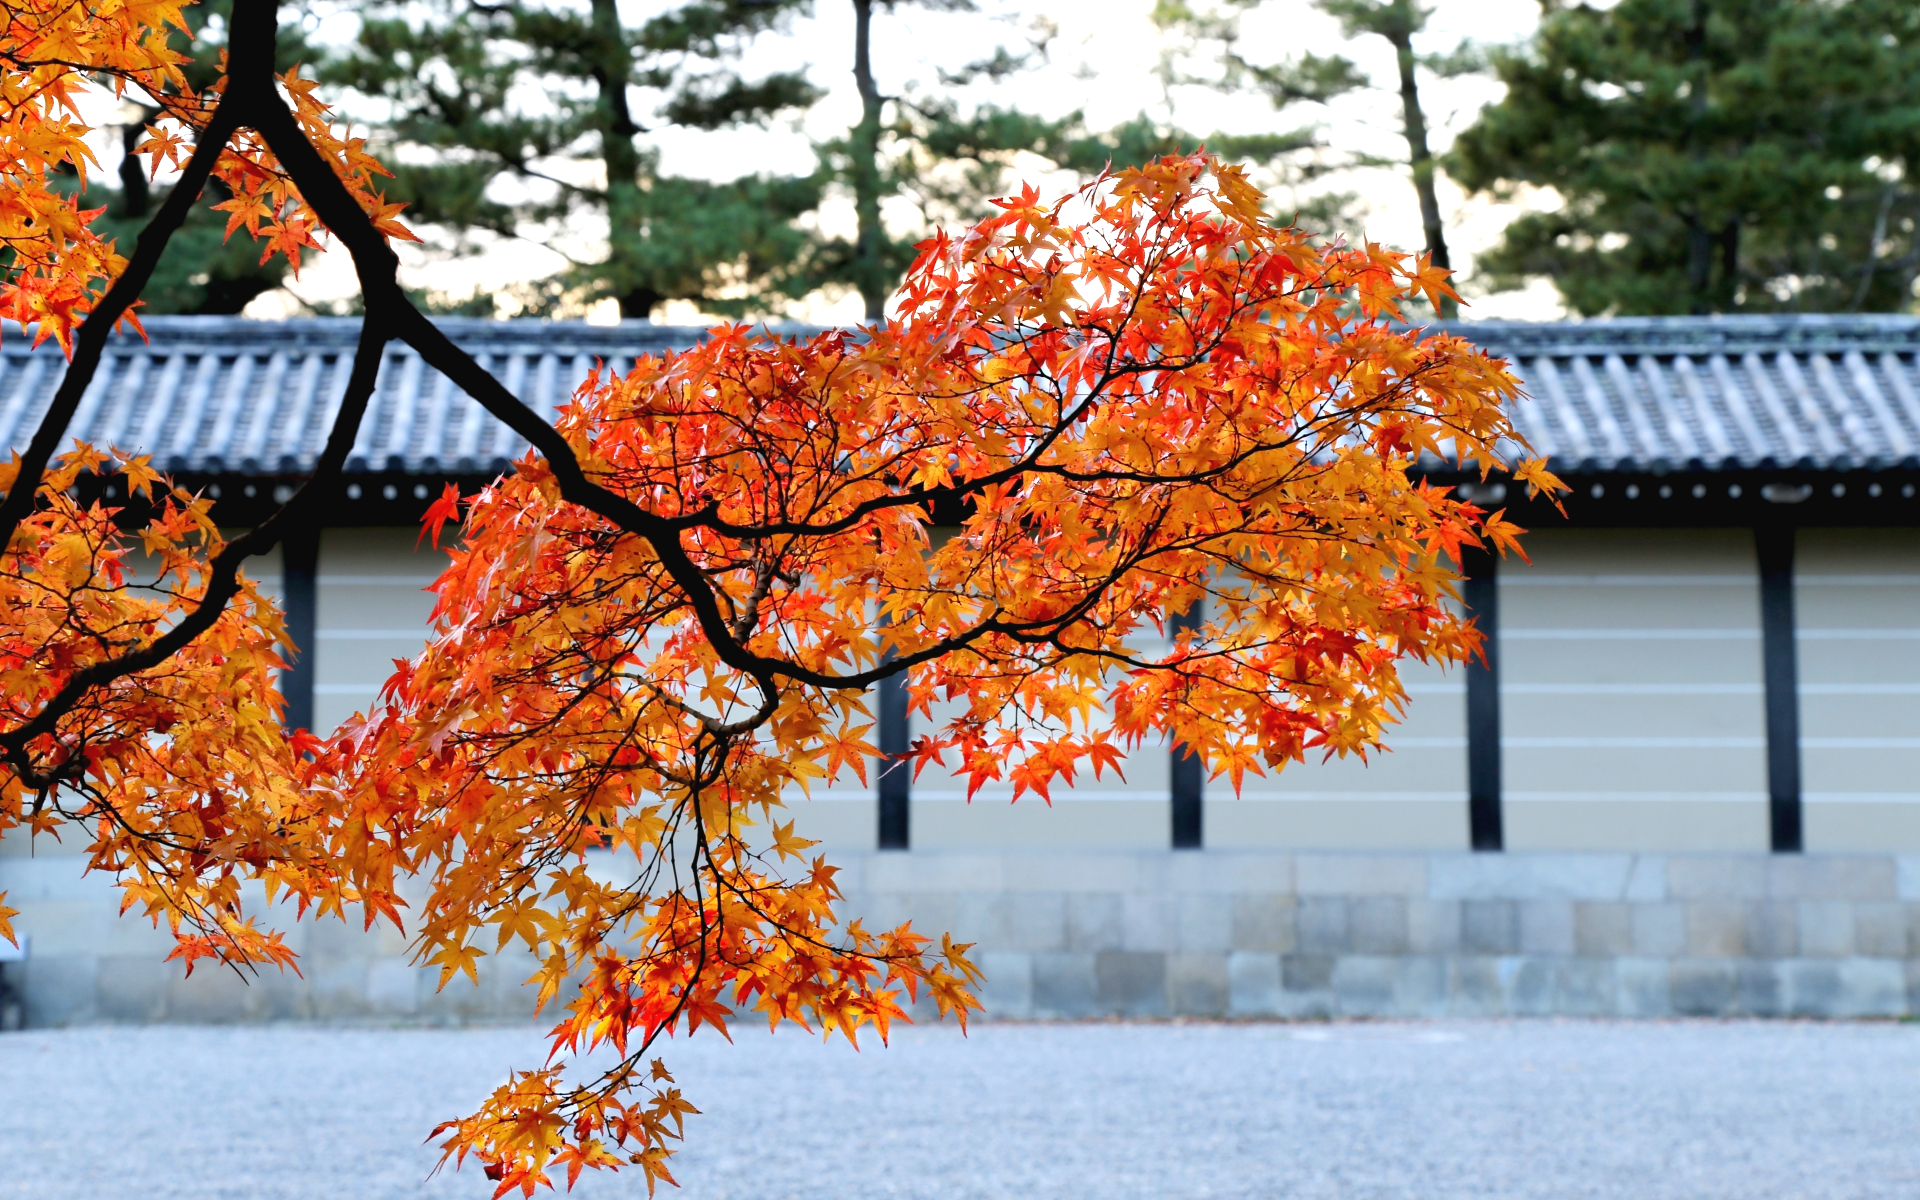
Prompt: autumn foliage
<box><xmin>0</xmin><ymin>2</ymin><xmax>1559</xmax><ymax>1195</ymax></box>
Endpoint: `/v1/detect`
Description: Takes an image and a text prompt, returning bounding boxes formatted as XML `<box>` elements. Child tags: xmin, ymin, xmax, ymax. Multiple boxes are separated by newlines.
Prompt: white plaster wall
<box><xmin>1498</xmin><ymin>528</ymin><xmax>1770</xmax><ymax>852</ymax></box>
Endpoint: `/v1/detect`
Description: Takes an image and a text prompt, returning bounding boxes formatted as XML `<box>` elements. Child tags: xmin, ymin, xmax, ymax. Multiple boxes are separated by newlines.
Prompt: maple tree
<box><xmin>0</xmin><ymin>1</ymin><xmax>1560</xmax><ymax>1194</ymax></box>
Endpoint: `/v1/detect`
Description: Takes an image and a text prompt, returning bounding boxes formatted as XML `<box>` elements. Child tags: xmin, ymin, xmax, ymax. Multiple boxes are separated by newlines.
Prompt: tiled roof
<box><xmin>4</xmin><ymin>313</ymin><xmax>1919</xmax><ymax>477</ymax></box>
<box><xmin>1457</xmin><ymin>315</ymin><xmax>1920</xmax><ymax>473</ymax></box>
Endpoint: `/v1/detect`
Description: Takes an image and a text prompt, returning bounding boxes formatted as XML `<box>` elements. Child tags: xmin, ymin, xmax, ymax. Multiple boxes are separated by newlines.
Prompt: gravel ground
<box><xmin>2</xmin><ymin>1019</ymin><xmax>1918</xmax><ymax>1199</ymax></box>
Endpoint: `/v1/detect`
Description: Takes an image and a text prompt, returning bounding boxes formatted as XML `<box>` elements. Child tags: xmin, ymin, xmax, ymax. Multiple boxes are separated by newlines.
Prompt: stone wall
<box><xmin>5</xmin><ymin>849</ymin><xmax>1920</xmax><ymax>1024</ymax></box>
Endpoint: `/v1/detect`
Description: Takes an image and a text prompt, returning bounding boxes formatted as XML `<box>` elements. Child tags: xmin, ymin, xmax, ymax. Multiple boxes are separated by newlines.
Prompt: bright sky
<box><xmin>181</xmin><ymin>0</ymin><xmax>1568</xmax><ymax>323</ymax></box>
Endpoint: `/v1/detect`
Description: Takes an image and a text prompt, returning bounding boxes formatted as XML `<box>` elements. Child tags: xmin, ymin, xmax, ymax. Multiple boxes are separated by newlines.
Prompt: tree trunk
<box><xmin>850</xmin><ymin>0</ymin><xmax>887</xmax><ymax>322</ymax></box>
<box><xmin>589</xmin><ymin>0</ymin><xmax>652</xmax><ymax>320</ymax></box>
<box><xmin>1683</xmin><ymin>0</ymin><xmax>1712</xmax><ymax>313</ymax></box>
<box><xmin>1388</xmin><ymin>10</ymin><xmax>1452</xmax><ymax>318</ymax></box>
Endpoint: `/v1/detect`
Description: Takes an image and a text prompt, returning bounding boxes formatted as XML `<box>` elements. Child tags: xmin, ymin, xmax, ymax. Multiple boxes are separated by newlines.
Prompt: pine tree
<box><xmin>1448</xmin><ymin>0</ymin><xmax>1920</xmax><ymax>315</ymax></box>
<box><xmin>321</xmin><ymin>0</ymin><xmax>824</xmax><ymax>319</ymax></box>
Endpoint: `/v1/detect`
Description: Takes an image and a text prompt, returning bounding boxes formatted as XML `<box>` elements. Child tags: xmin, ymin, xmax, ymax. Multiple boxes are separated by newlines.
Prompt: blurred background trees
<box><xmin>62</xmin><ymin>0</ymin><xmax>1920</xmax><ymax>320</ymax></box>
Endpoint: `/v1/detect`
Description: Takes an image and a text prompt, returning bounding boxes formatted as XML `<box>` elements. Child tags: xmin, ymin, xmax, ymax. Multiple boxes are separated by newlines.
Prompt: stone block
<box><xmin>863</xmin><ymin>851</ymin><xmax>1004</xmax><ymax>893</ymax></box>
<box><xmin>1519</xmin><ymin>900</ymin><xmax>1575</xmax><ymax>956</ymax></box>
<box><xmin>1906</xmin><ymin>959</ymin><xmax>1920</xmax><ymax>1014</ymax></box>
<box><xmin>1167</xmin><ymin>953</ymin><xmax>1229</xmax><ymax>1016</ymax></box>
<box><xmin>1838</xmin><ymin>959</ymin><xmax>1908</xmax><ymax>1017</ymax></box>
<box><xmin>307</xmin><ymin>959</ymin><xmax>372</xmax><ymax>1019</ymax></box>
<box><xmin>1624</xmin><ymin>855</ymin><xmax>1668</xmax><ymax>901</ymax></box>
<box><xmin>1228</xmin><ymin>953</ymin><xmax>1282</xmax><ymax>1017</ymax></box>
<box><xmin>18</xmin><ymin>955</ymin><xmax>96</xmax><ymax>1026</ymax></box>
<box><xmin>1685</xmin><ymin>903</ymin><xmax>1747</xmax><ymax>957</ymax></box>
<box><xmin>1120</xmin><ymin>894</ymin><xmax>1174</xmax><ymax>953</ymax></box>
<box><xmin>1559</xmin><ymin>959</ymin><xmax>1614</xmax><ymax>1016</ymax></box>
<box><xmin>1462</xmin><ymin>900</ymin><xmax>1518</xmax><ymax>954</ymax></box>
<box><xmin>1614</xmin><ymin>958</ymin><xmax>1670</xmax><ymax>1017</ymax></box>
<box><xmin>1898</xmin><ymin>856</ymin><xmax>1920</xmax><ymax>900</ymax></box>
<box><xmin>1230</xmin><ymin>894</ymin><xmax>1296</xmax><ymax>953</ymax></box>
<box><xmin>1064</xmin><ymin>893</ymin><xmax>1122</xmax><ymax>952</ymax></box>
<box><xmin>1769</xmin><ymin>856</ymin><xmax>1896</xmax><ymax>901</ymax></box>
<box><xmin>1797</xmin><ymin>901</ymin><xmax>1855</xmax><ymax>957</ymax></box>
<box><xmin>96</xmin><ymin>955</ymin><xmax>171</xmax><ymax>1022</ymax></box>
<box><xmin>1427</xmin><ymin>854</ymin><xmax>1637</xmax><ymax>900</ymax></box>
<box><xmin>1281</xmin><ymin>954</ymin><xmax>1335</xmax><ymax>993</ymax></box>
<box><xmin>1447</xmin><ymin>956</ymin><xmax>1503</xmax><ymax>1016</ymax></box>
<box><xmin>1163</xmin><ymin>852</ymin><xmax>1292</xmax><ymax>895</ymax></box>
<box><xmin>1297</xmin><ymin>898</ymin><xmax>1350</xmax><ymax>955</ymax></box>
<box><xmin>1393</xmin><ymin>956</ymin><xmax>1450</xmax><ymax>1017</ymax></box>
<box><xmin>1295</xmin><ymin>854</ymin><xmax>1427</xmax><ymax>897</ymax></box>
<box><xmin>166</xmin><ymin>970</ymin><xmax>261</xmax><ymax>1022</ymax></box>
<box><xmin>1349</xmin><ymin>898</ymin><xmax>1408</xmax><ymax>954</ymax></box>
<box><xmin>1732</xmin><ymin>961</ymin><xmax>1782</xmax><ymax>1016</ymax></box>
<box><xmin>1669</xmin><ymin>960</ymin><xmax>1738</xmax><ymax>1015</ymax></box>
<box><xmin>1854</xmin><ymin>903</ymin><xmax>1906</xmax><ymax>958</ymax></box>
<box><xmin>1003</xmin><ymin>853</ymin><xmax>1137</xmax><ymax>894</ymax></box>
<box><xmin>1211</xmin><ymin>852</ymin><xmax>1295</xmax><ymax>894</ymax></box>
<box><xmin>366</xmin><ymin>959</ymin><xmax>423</xmax><ymax>1016</ymax></box>
<box><xmin>1095</xmin><ymin>951</ymin><xmax>1167</xmax><ymax>1017</ymax></box>
<box><xmin>1331</xmin><ymin>956</ymin><xmax>1396</xmax><ymax>1016</ymax></box>
<box><xmin>955</xmin><ymin>892</ymin><xmax>1065</xmax><ymax>952</ymax></box>
<box><xmin>1631</xmin><ymin>904</ymin><xmax>1687</xmax><ymax>957</ymax></box>
<box><xmin>1507</xmin><ymin>959</ymin><xmax>1558</xmax><ymax>1016</ymax></box>
<box><xmin>1745</xmin><ymin>902</ymin><xmax>1798</xmax><ymax>958</ymax></box>
<box><xmin>1573</xmin><ymin>903</ymin><xmax>1631</xmax><ymax>957</ymax></box>
<box><xmin>1407</xmin><ymin>900</ymin><xmax>1461</xmax><ymax>954</ymax></box>
<box><xmin>1782</xmin><ymin>960</ymin><xmax>1843</xmax><ymax>1017</ymax></box>
<box><xmin>1177</xmin><ymin>894</ymin><xmax>1231</xmax><ymax>953</ymax></box>
<box><xmin>977</xmin><ymin>951</ymin><xmax>1033</xmax><ymax>1020</ymax></box>
<box><xmin>1031</xmin><ymin>952</ymin><xmax>1098</xmax><ymax>1018</ymax></box>
<box><xmin>1667</xmin><ymin>856</ymin><xmax>1767</xmax><ymax>900</ymax></box>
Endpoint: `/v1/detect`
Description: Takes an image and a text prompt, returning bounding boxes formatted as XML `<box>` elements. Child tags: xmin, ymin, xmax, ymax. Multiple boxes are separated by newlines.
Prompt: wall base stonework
<box><xmin>6</xmin><ymin>849</ymin><xmax>1920</xmax><ymax>1023</ymax></box>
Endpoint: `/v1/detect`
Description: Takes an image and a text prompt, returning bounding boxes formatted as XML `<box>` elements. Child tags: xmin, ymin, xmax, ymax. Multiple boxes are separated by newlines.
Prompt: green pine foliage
<box><xmin>319</xmin><ymin>0</ymin><xmax>824</xmax><ymax>319</ymax></box>
<box><xmin>1449</xmin><ymin>0</ymin><xmax>1920</xmax><ymax>315</ymax></box>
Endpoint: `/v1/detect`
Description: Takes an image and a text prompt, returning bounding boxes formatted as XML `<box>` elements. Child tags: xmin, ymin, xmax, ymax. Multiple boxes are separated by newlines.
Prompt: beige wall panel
<box><xmin>1801</xmin><ymin>748</ymin><xmax>1920</xmax><ymax>794</ymax></box>
<box><xmin>911</xmin><ymin>799</ymin><xmax>1167</xmax><ymax>850</ymax></box>
<box><xmin>1796</xmin><ymin>639</ymin><xmax>1920</xmax><ymax>683</ymax></box>
<box><xmin>1508</xmin><ymin>527</ymin><xmax>1759</xmax><ymax>573</ymax></box>
<box><xmin>1804</xmin><ymin>801</ymin><xmax>1920</xmax><ymax>851</ymax></box>
<box><xmin>1800</xmin><ymin>693</ymin><xmax>1920</xmax><ymax>739</ymax></box>
<box><xmin>1497</xmin><ymin>528</ymin><xmax>1765</xmax><ymax>852</ymax></box>
<box><xmin>1506</xmin><ymin>746</ymin><xmax>1764</xmax><ymax>793</ymax></box>
<box><xmin>1241</xmin><ymin>743</ymin><xmax>1466</xmax><ymax>795</ymax></box>
<box><xmin>1502</xmin><ymin>692</ymin><xmax>1765</xmax><ymax>738</ymax></box>
<box><xmin>1207</xmin><ymin>799</ymin><xmax>1467</xmax><ymax>849</ymax></box>
<box><xmin>1505</xmin><ymin>799</ymin><xmax>1769</xmax><ymax>852</ymax></box>
<box><xmin>1502</xmin><ymin>638</ymin><xmax>1762</xmax><ymax>685</ymax></box>
<box><xmin>1502</xmin><ymin>583</ymin><xmax>1760</xmax><ymax>630</ymax></box>
<box><xmin>782</xmin><ymin>799</ymin><xmax>878</xmax><ymax>851</ymax></box>
<box><xmin>1795</xmin><ymin>528</ymin><xmax>1920</xmax><ymax>572</ymax></box>
<box><xmin>1795</xmin><ymin>530</ymin><xmax>1920</xmax><ymax>843</ymax></box>
<box><xmin>312</xmin><ymin>529</ymin><xmax>446</xmax><ymax>730</ymax></box>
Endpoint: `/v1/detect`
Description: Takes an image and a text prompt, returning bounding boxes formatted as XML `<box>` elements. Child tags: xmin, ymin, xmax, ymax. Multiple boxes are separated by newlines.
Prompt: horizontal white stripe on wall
<box><xmin>1380</xmin><ymin>737</ymin><xmax>1468</xmax><ymax>748</ymax></box>
<box><xmin>1503</xmin><ymin>628</ymin><xmax>1760</xmax><ymax>640</ymax></box>
<box><xmin>1506</xmin><ymin>791</ymin><xmax>1766</xmax><ymax>803</ymax></box>
<box><xmin>314</xmin><ymin>684</ymin><xmax>385</xmax><ymax>695</ymax></box>
<box><xmin>317</xmin><ymin>575</ymin><xmax>441</xmax><ymax>586</ymax></box>
<box><xmin>1800</xmin><ymin>683</ymin><xmax>1920</xmax><ymax>695</ymax></box>
<box><xmin>1805</xmin><ymin>792</ymin><xmax>1920</xmax><ymax>804</ymax></box>
<box><xmin>1803</xmin><ymin>738</ymin><xmax>1920</xmax><ymax>749</ymax></box>
<box><xmin>1502</xmin><ymin>682</ymin><xmax>1762</xmax><ymax>695</ymax></box>
<box><xmin>1501</xmin><ymin>574</ymin><xmax>1753</xmax><ymax>587</ymax></box>
<box><xmin>1401</xmin><ymin>682</ymin><xmax>1466</xmax><ymax>695</ymax></box>
<box><xmin>1797</xmin><ymin>575</ymin><xmax>1920</xmax><ymax>586</ymax></box>
<box><xmin>911</xmin><ymin>789</ymin><xmax>1167</xmax><ymax>802</ymax></box>
<box><xmin>1798</xmin><ymin>629</ymin><xmax>1920</xmax><ymax>640</ymax></box>
<box><xmin>316</xmin><ymin>629</ymin><xmax>434</xmax><ymax>639</ymax></box>
<box><xmin>1504</xmin><ymin>737</ymin><xmax>1765</xmax><ymax>748</ymax></box>
<box><xmin>1222</xmin><ymin>791</ymin><xmax>1468</xmax><ymax>803</ymax></box>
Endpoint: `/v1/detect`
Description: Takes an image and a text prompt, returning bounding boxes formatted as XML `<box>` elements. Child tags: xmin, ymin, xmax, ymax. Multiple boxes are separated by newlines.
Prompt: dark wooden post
<box><xmin>1756</xmin><ymin>526</ymin><xmax>1803</xmax><ymax>853</ymax></box>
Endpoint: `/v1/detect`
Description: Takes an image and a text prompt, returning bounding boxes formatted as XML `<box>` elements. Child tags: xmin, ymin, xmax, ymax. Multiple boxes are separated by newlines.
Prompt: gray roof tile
<box><xmin>7</xmin><ymin>313</ymin><xmax>1920</xmax><ymax>477</ymax></box>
